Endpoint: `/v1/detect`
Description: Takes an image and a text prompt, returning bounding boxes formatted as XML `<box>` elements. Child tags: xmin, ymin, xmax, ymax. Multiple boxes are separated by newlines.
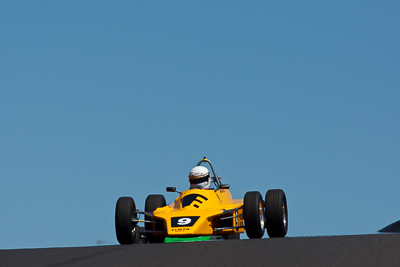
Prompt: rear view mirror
<box><xmin>220</xmin><ymin>184</ymin><xmax>230</xmax><ymax>189</ymax></box>
<box><xmin>166</xmin><ymin>187</ymin><xmax>182</xmax><ymax>194</ymax></box>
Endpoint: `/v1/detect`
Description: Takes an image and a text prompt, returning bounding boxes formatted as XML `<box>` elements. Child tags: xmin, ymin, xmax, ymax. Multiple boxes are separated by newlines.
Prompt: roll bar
<box><xmin>196</xmin><ymin>157</ymin><xmax>223</xmax><ymax>189</ymax></box>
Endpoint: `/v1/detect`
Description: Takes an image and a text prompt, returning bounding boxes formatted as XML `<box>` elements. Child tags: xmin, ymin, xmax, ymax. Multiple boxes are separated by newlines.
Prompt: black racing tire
<box><xmin>243</xmin><ymin>191</ymin><xmax>265</xmax><ymax>239</ymax></box>
<box><xmin>115</xmin><ymin>197</ymin><xmax>137</xmax><ymax>245</ymax></box>
<box><xmin>145</xmin><ymin>194</ymin><xmax>166</xmax><ymax>243</ymax></box>
<box><xmin>265</xmin><ymin>189</ymin><xmax>288</xmax><ymax>238</ymax></box>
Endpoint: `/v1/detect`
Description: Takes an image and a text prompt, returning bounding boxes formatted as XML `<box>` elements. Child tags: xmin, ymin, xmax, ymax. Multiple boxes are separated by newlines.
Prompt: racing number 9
<box><xmin>171</xmin><ymin>216</ymin><xmax>199</xmax><ymax>227</ymax></box>
<box><xmin>177</xmin><ymin>218</ymin><xmax>192</xmax><ymax>225</ymax></box>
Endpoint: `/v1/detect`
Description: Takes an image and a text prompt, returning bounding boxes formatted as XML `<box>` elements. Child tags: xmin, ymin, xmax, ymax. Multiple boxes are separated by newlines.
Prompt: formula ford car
<box><xmin>115</xmin><ymin>157</ymin><xmax>288</xmax><ymax>244</ymax></box>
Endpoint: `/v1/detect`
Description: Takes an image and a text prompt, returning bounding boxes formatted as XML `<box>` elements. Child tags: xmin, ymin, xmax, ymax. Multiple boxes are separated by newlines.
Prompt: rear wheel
<box><xmin>243</xmin><ymin>191</ymin><xmax>265</xmax><ymax>238</ymax></box>
<box><xmin>145</xmin><ymin>194</ymin><xmax>166</xmax><ymax>243</ymax></box>
<box><xmin>115</xmin><ymin>197</ymin><xmax>137</xmax><ymax>245</ymax></box>
<box><xmin>265</xmin><ymin>189</ymin><xmax>288</xmax><ymax>238</ymax></box>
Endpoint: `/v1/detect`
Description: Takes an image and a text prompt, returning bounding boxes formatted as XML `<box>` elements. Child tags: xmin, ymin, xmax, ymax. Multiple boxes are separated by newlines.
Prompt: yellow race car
<box><xmin>115</xmin><ymin>157</ymin><xmax>288</xmax><ymax>244</ymax></box>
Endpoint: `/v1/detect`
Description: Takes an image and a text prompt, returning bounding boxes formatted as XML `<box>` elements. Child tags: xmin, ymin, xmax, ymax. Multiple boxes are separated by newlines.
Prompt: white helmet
<box><xmin>188</xmin><ymin>166</ymin><xmax>211</xmax><ymax>189</ymax></box>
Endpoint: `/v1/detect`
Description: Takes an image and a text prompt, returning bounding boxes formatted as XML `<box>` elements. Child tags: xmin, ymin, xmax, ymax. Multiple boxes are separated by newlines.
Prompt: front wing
<box><xmin>134</xmin><ymin>204</ymin><xmax>244</xmax><ymax>237</ymax></box>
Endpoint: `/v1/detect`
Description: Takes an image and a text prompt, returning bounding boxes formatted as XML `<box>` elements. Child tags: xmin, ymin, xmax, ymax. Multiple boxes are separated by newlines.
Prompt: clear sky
<box><xmin>1</xmin><ymin>1</ymin><xmax>399</xmax><ymax>249</ymax></box>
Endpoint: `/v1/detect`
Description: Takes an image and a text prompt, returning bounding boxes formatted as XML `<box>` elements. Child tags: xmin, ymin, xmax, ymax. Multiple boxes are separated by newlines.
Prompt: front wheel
<box><xmin>243</xmin><ymin>191</ymin><xmax>265</xmax><ymax>239</ymax></box>
<box><xmin>265</xmin><ymin>189</ymin><xmax>288</xmax><ymax>238</ymax></box>
<box><xmin>115</xmin><ymin>197</ymin><xmax>137</xmax><ymax>245</ymax></box>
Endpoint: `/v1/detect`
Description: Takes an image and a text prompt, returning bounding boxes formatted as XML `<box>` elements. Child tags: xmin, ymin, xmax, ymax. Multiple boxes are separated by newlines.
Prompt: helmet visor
<box><xmin>189</xmin><ymin>174</ymin><xmax>210</xmax><ymax>184</ymax></box>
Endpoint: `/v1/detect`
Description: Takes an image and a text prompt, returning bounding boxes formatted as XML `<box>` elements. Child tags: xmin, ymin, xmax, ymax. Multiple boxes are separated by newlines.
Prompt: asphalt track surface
<box><xmin>1</xmin><ymin>234</ymin><xmax>400</xmax><ymax>267</ymax></box>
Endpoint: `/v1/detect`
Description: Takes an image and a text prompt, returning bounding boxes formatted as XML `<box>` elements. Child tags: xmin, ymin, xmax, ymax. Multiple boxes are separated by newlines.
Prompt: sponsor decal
<box><xmin>171</xmin><ymin>228</ymin><xmax>191</xmax><ymax>232</ymax></box>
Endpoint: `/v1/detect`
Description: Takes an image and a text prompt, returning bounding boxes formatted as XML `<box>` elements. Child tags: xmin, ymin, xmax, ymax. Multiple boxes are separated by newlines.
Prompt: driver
<box><xmin>188</xmin><ymin>166</ymin><xmax>211</xmax><ymax>189</ymax></box>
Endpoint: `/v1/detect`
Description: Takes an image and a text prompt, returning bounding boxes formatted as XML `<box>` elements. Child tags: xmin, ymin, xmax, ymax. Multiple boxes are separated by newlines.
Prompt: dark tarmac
<box><xmin>1</xmin><ymin>234</ymin><xmax>400</xmax><ymax>267</ymax></box>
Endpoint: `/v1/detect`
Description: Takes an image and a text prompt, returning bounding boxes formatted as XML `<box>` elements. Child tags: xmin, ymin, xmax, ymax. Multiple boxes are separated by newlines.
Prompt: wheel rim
<box><xmin>259</xmin><ymin>201</ymin><xmax>265</xmax><ymax>230</ymax></box>
<box><xmin>282</xmin><ymin>202</ymin><xmax>287</xmax><ymax>229</ymax></box>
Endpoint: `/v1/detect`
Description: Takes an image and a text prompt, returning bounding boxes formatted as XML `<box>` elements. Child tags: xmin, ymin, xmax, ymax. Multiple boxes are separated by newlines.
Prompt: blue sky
<box><xmin>1</xmin><ymin>1</ymin><xmax>399</xmax><ymax>249</ymax></box>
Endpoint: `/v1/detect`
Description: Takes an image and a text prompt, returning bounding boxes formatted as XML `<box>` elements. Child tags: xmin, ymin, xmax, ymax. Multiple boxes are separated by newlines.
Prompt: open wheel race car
<box><xmin>115</xmin><ymin>157</ymin><xmax>288</xmax><ymax>244</ymax></box>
